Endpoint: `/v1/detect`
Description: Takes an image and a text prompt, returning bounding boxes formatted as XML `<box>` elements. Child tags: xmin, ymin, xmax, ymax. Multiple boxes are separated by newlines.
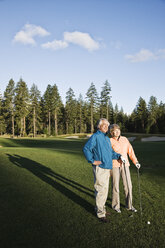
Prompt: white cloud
<box><xmin>125</xmin><ymin>49</ymin><xmax>155</xmax><ymax>62</ymax></box>
<box><xmin>13</xmin><ymin>24</ymin><xmax>50</xmax><ymax>45</ymax></box>
<box><xmin>64</xmin><ymin>31</ymin><xmax>100</xmax><ymax>51</ymax></box>
<box><xmin>125</xmin><ymin>48</ymin><xmax>165</xmax><ymax>63</ymax></box>
<box><xmin>41</xmin><ymin>40</ymin><xmax>68</xmax><ymax>50</ymax></box>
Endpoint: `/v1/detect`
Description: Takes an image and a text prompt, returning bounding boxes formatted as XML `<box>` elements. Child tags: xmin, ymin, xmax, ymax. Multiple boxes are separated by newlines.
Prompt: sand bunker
<box><xmin>141</xmin><ymin>136</ymin><xmax>165</xmax><ymax>142</ymax></box>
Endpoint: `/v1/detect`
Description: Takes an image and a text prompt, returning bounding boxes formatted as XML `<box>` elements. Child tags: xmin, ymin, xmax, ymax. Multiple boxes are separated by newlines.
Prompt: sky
<box><xmin>0</xmin><ymin>0</ymin><xmax>165</xmax><ymax>114</ymax></box>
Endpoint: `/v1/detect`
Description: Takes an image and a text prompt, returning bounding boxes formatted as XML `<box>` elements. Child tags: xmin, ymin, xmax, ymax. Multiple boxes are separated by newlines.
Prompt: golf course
<box><xmin>0</xmin><ymin>135</ymin><xmax>164</xmax><ymax>248</ymax></box>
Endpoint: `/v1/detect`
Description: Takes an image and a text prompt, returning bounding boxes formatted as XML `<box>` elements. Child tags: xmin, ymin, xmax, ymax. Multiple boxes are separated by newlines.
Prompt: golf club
<box><xmin>137</xmin><ymin>167</ymin><xmax>151</xmax><ymax>225</ymax></box>
<box><xmin>137</xmin><ymin>167</ymin><xmax>142</xmax><ymax>216</ymax></box>
<box><xmin>123</xmin><ymin>161</ymin><xmax>133</xmax><ymax>218</ymax></box>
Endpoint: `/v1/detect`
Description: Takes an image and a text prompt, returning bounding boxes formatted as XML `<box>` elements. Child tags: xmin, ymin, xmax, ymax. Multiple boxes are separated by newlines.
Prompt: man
<box><xmin>110</xmin><ymin>124</ymin><xmax>141</xmax><ymax>213</ymax></box>
<box><xmin>83</xmin><ymin>118</ymin><xmax>125</xmax><ymax>223</ymax></box>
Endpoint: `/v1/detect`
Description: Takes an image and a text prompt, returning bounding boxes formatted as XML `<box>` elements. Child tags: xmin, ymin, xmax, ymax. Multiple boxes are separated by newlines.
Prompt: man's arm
<box><xmin>112</xmin><ymin>149</ymin><xmax>122</xmax><ymax>160</ymax></box>
<box><xmin>83</xmin><ymin>135</ymin><xmax>101</xmax><ymax>165</ymax></box>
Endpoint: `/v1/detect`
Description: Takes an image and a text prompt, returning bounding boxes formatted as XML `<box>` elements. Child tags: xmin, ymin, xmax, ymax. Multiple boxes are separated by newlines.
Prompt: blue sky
<box><xmin>0</xmin><ymin>0</ymin><xmax>165</xmax><ymax>114</ymax></box>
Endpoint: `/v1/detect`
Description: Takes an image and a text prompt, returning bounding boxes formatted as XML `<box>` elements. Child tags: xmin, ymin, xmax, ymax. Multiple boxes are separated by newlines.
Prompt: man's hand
<box><xmin>93</xmin><ymin>161</ymin><xmax>102</xmax><ymax>166</ymax></box>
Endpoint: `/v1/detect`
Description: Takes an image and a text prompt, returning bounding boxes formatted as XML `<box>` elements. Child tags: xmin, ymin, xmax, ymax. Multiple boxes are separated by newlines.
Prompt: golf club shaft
<box><xmin>123</xmin><ymin>162</ymin><xmax>132</xmax><ymax>210</ymax></box>
<box><xmin>137</xmin><ymin>168</ymin><xmax>142</xmax><ymax>216</ymax></box>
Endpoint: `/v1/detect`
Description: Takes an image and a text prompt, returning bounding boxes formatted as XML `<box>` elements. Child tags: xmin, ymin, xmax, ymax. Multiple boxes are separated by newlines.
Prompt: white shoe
<box><xmin>127</xmin><ymin>207</ymin><xmax>137</xmax><ymax>212</ymax></box>
<box><xmin>114</xmin><ymin>208</ymin><xmax>121</xmax><ymax>213</ymax></box>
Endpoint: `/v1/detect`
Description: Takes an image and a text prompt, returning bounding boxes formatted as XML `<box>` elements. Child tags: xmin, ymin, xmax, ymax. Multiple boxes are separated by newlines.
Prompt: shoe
<box><xmin>114</xmin><ymin>209</ymin><xmax>121</xmax><ymax>213</ymax></box>
<box><xmin>106</xmin><ymin>212</ymin><xmax>111</xmax><ymax>216</ymax></box>
<box><xmin>98</xmin><ymin>217</ymin><xmax>110</xmax><ymax>223</ymax></box>
<box><xmin>127</xmin><ymin>207</ymin><xmax>137</xmax><ymax>212</ymax></box>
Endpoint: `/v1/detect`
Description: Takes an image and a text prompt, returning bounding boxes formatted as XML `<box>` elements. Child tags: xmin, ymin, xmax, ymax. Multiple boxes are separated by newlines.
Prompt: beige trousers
<box><xmin>112</xmin><ymin>166</ymin><xmax>132</xmax><ymax>210</ymax></box>
<box><xmin>93</xmin><ymin>166</ymin><xmax>111</xmax><ymax>218</ymax></box>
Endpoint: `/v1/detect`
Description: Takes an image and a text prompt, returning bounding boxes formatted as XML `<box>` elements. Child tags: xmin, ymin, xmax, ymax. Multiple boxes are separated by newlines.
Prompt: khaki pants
<box><xmin>93</xmin><ymin>166</ymin><xmax>111</xmax><ymax>218</ymax></box>
<box><xmin>112</xmin><ymin>166</ymin><xmax>132</xmax><ymax>210</ymax></box>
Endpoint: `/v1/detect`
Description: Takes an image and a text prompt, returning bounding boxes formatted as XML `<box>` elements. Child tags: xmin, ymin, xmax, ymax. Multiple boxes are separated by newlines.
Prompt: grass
<box><xmin>0</xmin><ymin>136</ymin><xmax>165</xmax><ymax>248</ymax></box>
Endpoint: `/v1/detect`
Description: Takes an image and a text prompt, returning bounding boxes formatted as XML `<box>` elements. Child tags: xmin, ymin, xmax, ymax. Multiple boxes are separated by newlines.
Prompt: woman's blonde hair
<box><xmin>109</xmin><ymin>124</ymin><xmax>120</xmax><ymax>136</ymax></box>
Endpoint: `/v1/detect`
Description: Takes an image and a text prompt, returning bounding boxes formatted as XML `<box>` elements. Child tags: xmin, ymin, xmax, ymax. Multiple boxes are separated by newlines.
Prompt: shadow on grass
<box><xmin>6</xmin><ymin>153</ymin><xmax>95</xmax><ymax>216</ymax></box>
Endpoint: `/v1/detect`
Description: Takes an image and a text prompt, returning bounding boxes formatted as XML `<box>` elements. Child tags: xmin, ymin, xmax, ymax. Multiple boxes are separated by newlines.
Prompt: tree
<box><xmin>0</xmin><ymin>91</ymin><xmax>5</xmax><ymax>135</ymax></box>
<box><xmin>51</xmin><ymin>84</ymin><xmax>63</xmax><ymax>135</ymax></box>
<box><xmin>100</xmin><ymin>80</ymin><xmax>111</xmax><ymax>119</ymax></box>
<box><xmin>117</xmin><ymin>107</ymin><xmax>126</xmax><ymax>130</ymax></box>
<box><xmin>1</xmin><ymin>79</ymin><xmax>165</xmax><ymax>135</ymax></box>
<box><xmin>29</xmin><ymin>84</ymin><xmax>41</xmax><ymax>137</ymax></box>
<box><xmin>40</xmin><ymin>96</ymin><xmax>46</xmax><ymax>134</ymax></box>
<box><xmin>82</xmin><ymin>100</ymin><xmax>90</xmax><ymax>133</ymax></box>
<box><xmin>86</xmin><ymin>83</ymin><xmax>98</xmax><ymax>133</ymax></box>
<box><xmin>157</xmin><ymin>101</ymin><xmax>165</xmax><ymax>133</ymax></box>
<box><xmin>43</xmin><ymin>85</ymin><xmax>53</xmax><ymax>135</ymax></box>
<box><xmin>147</xmin><ymin>96</ymin><xmax>158</xmax><ymax>133</ymax></box>
<box><xmin>14</xmin><ymin>78</ymin><xmax>29</xmax><ymax>136</ymax></box>
<box><xmin>65</xmin><ymin>88</ymin><xmax>77</xmax><ymax>133</ymax></box>
<box><xmin>113</xmin><ymin>104</ymin><xmax>119</xmax><ymax>124</ymax></box>
<box><xmin>3</xmin><ymin>79</ymin><xmax>15</xmax><ymax>136</ymax></box>
<box><xmin>108</xmin><ymin>101</ymin><xmax>114</xmax><ymax>123</ymax></box>
<box><xmin>77</xmin><ymin>94</ymin><xmax>84</xmax><ymax>133</ymax></box>
<box><xmin>135</xmin><ymin>97</ymin><xmax>148</xmax><ymax>133</ymax></box>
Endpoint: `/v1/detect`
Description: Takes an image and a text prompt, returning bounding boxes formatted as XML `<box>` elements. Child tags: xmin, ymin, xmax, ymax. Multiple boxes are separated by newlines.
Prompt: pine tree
<box><xmin>82</xmin><ymin>101</ymin><xmax>90</xmax><ymax>133</ymax></box>
<box><xmin>147</xmin><ymin>96</ymin><xmax>158</xmax><ymax>133</ymax></box>
<box><xmin>113</xmin><ymin>104</ymin><xmax>119</xmax><ymax>124</ymax></box>
<box><xmin>135</xmin><ymin>97</ymin><xmax>148</xmax><ymax>133</ymax></box>
<box><xmin>29</xmin><ymin>84</ymin><xmax>41</xmax><ymax>137</ymax></box>
<box><xmin>77</xmin><ymin>94</ymin><xmax>84</xmax><ymax>133</ymax></box>
<box><xmin>100</xmin><ymin>80</ymin><xmax>111</xmax><ymax>119</ymax></box>
<box><xmin>117</xmin><ymin>107</ymin><xmax>125</xmax><ymax>130</ymax></box>
<box><xmin>43</xmin><ymin>85</ymin><xmax>53</xmax><ymax>136</ymax></box>
<box><xmin>129</xmin><ymin>109</ymin><xmax>137</xmax><ymax>132</ymax></box>
<box><xmin>0</xmin><ymin>90</ymin><xmax>5</xmax><ymax>135</ymax></box>
<box><xmin>157</xmin><ymin>101</ymin><xmax>165</xmax><ymax>133</ymax></box>
<box><xmin>40</xmin><ymin>96</ymin><xmax>47</xmax><ymax>135</ymax></box>
<box><xmin>3</xmin><ymin>79</ymin><xmax>15</xmax><ymax>136</ymax></box>
<box><xmin>109</xmin><ymin>101</ymin><xmax>114</xmax><ymax>123</ymax></box>
<box><xmin>14</xmin><ymin>78</ymin><xmax>29</xmax><ymax>136</ymax></box>
<box><xmin>86</xmin><ymin>83</ymin><xmax>98</xmax><ymax>133</ymax></box>
<box><xmin>65</xmin><ymin>88</ymin><xmax>77</xmax><ymax>133</ymax></box>
<box><xmin>51</xmin><ymin>84</ymin><xmax>63</xmax><ymax>135</ymax></box>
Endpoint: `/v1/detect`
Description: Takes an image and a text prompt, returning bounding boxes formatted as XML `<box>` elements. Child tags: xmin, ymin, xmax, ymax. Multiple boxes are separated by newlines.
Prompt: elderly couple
<box><xmin>83</xmin><ymin>118</ymin><xmax>141</xmax><ymax>223</ymax></box>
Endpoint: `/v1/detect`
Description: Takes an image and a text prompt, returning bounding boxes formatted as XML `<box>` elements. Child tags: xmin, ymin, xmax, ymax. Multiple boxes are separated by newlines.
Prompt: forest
<box><xmin>0</xmin><ymin>78</ymin><xmax>165</xmax><ymax>136</ymax></box>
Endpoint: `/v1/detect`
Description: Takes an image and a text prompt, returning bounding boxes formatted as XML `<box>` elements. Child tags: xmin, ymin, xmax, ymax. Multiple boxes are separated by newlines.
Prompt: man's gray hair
<box><xmin>97</xmin><ymin>118</ymin><xmax>110</xmax><ymax>129</ymax></box>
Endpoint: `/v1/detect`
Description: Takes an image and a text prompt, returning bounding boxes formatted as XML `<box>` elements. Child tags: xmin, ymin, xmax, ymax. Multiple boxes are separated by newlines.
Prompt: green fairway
<box><xmin>0</xmin><ymin>137</ymin><xmax>165</xmax><ymax>248</ymax></box>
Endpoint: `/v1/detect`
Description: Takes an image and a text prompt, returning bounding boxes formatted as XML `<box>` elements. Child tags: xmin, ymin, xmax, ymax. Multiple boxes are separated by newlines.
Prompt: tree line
<box><xmin>0</xmin><ymin>78</ymin><xmax>165</xmax><ymax>137</ymax></box>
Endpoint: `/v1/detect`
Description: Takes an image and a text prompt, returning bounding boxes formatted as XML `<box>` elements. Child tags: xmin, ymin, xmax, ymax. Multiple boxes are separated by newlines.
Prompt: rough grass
<box><xmin>0</xmin><ymin>137</ymin><xmax>164</xmax><ymax>248</ymax></box>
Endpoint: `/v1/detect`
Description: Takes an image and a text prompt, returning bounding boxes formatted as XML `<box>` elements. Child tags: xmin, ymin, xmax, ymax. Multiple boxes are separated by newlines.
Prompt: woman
<box><xmin>110</xmin><ymin>124</ymin><xmax>141</xmax><ymax>213</ymax></box>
